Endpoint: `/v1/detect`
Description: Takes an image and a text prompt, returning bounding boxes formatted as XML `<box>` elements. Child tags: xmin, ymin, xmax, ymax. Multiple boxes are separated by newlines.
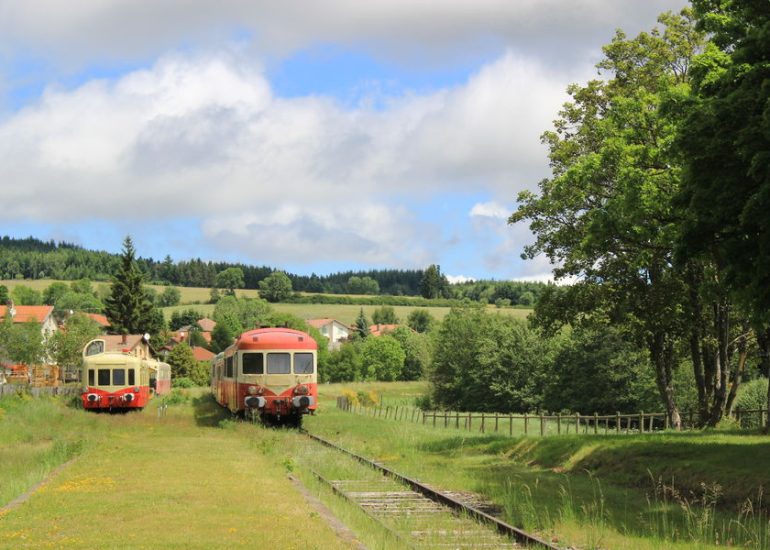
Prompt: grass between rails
<box><xmin>306</xmin><ymin>382</ymin><xmax>770</xmax><ymax>549</ymax></box>
<box><xmin>0</xmin><ymin>391</ymin><xmax>348</xmax><ymax>549</ymax></box>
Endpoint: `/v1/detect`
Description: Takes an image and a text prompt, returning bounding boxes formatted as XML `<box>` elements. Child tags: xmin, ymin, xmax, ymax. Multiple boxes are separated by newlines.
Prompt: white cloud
<box><xmin>0</xmin><ymin>1</ymin><xmax>688</xmax><ymax>69</ymax></box>
<box><xmin>446</xmin><ymin>274</ymin><xmax>475</xmax><ymax>284</ymax></box>
<box><xmin>0</xmin><ymin>50</ymin><xmax>565</xmax><ymax>268</ymax></box>
<box><xmin>470</xmin><ymin>201</ymin><xmax>510</xmax><ymax>220</ymax></box>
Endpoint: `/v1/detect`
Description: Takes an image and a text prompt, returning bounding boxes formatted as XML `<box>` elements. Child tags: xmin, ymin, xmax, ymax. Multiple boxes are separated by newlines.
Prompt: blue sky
<box><xmin>0</xmin><ymin>0</ymin><xmax>687</xmax><ymax>282</ymax></box>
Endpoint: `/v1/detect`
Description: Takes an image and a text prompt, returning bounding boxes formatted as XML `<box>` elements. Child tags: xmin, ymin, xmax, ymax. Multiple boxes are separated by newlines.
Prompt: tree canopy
<box><xmin>104</xmin><ymin>236</ymin><xmax>158</xmax><ymax>335</ymax></box>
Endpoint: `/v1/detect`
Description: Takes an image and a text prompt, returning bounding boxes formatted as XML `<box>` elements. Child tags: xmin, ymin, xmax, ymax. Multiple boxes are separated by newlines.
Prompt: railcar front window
<box><xmin>243</xmin><ymin>353</ymin><xmax>264</xmax><ymax>374</ymax></box>
<box><xmin>267</xmin><ymin>353</ymin><xmax>291</xmax><ymax>374</ymax></box>
<box><xmin>128</xmin><ymin>369</ymin><xmax>135</xmax><ymax>385</ymax></box>
<box><xmin>294</xmin><ymin>353</ymin><xmax>314</xmax><ymax>374</ymax></box>
<box><xmin>112</xmin><ymin>369</ymin><xmax>126</xmax><ymax>386</ymax></box>
<box><xmin>97</xmin><ymin>369</ymin><xmax>110</xmax><ymax>386</ymax></box>
<box><xmin>88</xmin><ymin>369</ymin><xmax>95</xmax><ymax>386</ymax></box>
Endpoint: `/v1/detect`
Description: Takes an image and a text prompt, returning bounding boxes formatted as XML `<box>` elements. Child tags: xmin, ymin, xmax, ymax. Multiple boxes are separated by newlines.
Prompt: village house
<box><xmin>307</xmin><ymin>318</ymin><xmax>351</xmax><ymax>350</ymax></box>
<box><xmin>368</xmin><ymin>324</ymin><xmax>401</xmax><ymax>337</ymax></box>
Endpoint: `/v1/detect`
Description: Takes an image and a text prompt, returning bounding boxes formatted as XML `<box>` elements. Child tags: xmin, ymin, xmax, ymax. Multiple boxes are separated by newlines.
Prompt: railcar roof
<box><xmin>235</xmin><ymin>327</ymin><xmax>317</xmax><ymax>351</ymax></box>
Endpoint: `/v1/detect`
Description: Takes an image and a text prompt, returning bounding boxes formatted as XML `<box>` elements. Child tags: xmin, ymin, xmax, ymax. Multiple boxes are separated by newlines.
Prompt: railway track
<box><xmin>303</xmin><ymin>430</ymin><xmax>561</xmax><ymax>549</ymax></box>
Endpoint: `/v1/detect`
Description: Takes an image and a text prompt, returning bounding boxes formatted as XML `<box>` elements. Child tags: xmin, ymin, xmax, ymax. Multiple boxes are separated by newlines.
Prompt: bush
<box><xmin>172</xmin><ymin>377</ymin><xmax>194</xmax><ymax>388</ymax></box>
<box><xmin>734</xmin><ymin>378</ymin><xmax>768</xmax><ymax>428</ymax></box>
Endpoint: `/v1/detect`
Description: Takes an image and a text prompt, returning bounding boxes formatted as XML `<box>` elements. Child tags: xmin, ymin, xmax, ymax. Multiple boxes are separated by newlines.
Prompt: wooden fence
<box><xmin>336</xmin><ymin>397</ymin><xmax>769</xmax><ymax>436</ymax></box>
<box><xmin>0</xmin><ymin>384</ymin><xmax>81</xmax><ymax>400</ymax></box>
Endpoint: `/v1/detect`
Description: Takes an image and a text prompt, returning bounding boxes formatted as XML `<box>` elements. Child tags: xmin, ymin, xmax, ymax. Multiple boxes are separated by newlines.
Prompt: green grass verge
<box><xmin>305</xmin><ymin>382</ymin><xmax>770</xmax><ymax>550</ymax></box>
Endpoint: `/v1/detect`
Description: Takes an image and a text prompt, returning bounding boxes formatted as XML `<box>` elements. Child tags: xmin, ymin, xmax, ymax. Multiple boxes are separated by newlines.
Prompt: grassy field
<box><xmin>3</xmin><ymin>383</ymin><xmax>770</xmax><ymax>549</ymax></box>
<box><xmin>301</xmin><ymin>382</ymin><xmax>770</xmax><ymax>550</ymax></box>
<box><xmin>161</xmin><ymin>302</ymin><xmax>531</xmax><ymax>325</ymax></box>
<box><xmin>1</xmin><ymin>279</ymin><xmax>532</xmax><ymax>326</ymax></box>
<box><xmin>0</xmin><ymin>392</ymin><xmax>351</xmax><ymax>548</ymax></box>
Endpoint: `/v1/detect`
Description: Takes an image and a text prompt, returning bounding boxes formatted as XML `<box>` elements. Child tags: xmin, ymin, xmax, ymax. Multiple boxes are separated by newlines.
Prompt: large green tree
<box><xmin>215</xmin><ymin>267</ymin><xmax>245</xmax><ymax>296</ymax></box>
<box><xmin>48</xmin><ymin>313</ymin><xmax>102</xmax><ymax>379</ymax></box>
<box><xmin>678</xmin><ymin>0</ymin><xmax>770</xmax><ymax>427</ymax></box>
<box><xmin>430</xmin><ymin>308</ymin><xmax>551</xmax><ymax>412</ymax></box>
<box><xmin>104</xmin><ymin>236</ymin><xmax>157</xmax><ymax>335</ymax></box>
<box><xmin>258</xmin><ymin>271</ymin><xmax>293</xmax><ymax>302</ymax></box>
<box><xmin>511</xmin><ymin>11</ymin><xmax>710</xmax><ymax>428</ymax></box>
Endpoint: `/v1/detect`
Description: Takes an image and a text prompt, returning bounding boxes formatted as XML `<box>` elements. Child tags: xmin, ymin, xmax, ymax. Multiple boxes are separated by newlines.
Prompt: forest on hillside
<box><xmin>0</xmin><ymin>236</ymin><xmax>546</xmax><ymax>304</ymax></box>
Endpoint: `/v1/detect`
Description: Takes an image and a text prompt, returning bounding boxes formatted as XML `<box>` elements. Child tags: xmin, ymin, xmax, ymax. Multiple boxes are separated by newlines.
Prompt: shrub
<box><xmin>734</xmin><ymin>378</ymin><xmax>768</xmax><ymax>428</ymax></box>
<box><xmin>172</xmin><ymin>377</ymin><xmax>194</xmax><ymax>388</ymax></box>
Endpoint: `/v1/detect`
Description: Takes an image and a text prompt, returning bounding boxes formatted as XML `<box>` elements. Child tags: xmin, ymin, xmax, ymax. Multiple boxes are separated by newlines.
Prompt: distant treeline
<box><xmin>0</xmin><ymin>236</ymin><xmax>547</xmax><ymax>304</ymax></box>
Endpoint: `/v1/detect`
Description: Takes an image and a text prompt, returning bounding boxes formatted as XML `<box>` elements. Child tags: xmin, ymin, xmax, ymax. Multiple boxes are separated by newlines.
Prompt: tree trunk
<box><xmin>649</xmin><ymin>332</ymin><xmax>681</xmax><ymax>430</ymax></box>
<box><xmin>707</xmin><ymin>299</ymin><xmax>730</xmax><ymax>427</ymax></box>
<box><xmin>758</xmin><ymin>328</ymin><xmax>770</xmax><ymax>433</ymax></box>
<box><xmin>685</xmin><ymin>263</ymin><xmax>708</xmax><ymax>425</ymax></box>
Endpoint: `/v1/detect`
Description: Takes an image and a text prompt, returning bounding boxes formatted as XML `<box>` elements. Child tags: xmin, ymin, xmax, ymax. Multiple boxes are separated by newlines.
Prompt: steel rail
<box><xmin>302</xmin><ymin>430</ymin><xmax>561</xmax><ymax>550</ymax></box>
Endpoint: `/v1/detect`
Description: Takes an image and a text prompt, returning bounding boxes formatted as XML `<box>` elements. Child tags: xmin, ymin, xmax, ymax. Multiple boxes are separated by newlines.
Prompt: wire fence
<box><xmin>336</xmin><ymin>396</ymin><xmax>769</xmax><ymax>436</ymax></box>
<box><xmin>0</xmin><ymin>383</ymin><xmax>81</xmax><ymax>400</ymax></box>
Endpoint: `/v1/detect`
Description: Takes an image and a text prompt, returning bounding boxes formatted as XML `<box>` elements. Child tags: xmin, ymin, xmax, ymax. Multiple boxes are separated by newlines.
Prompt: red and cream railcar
<box><xmin>211</xmin><ymin>328</ymin><xmax>317</xmax><ymax>424</ymax></box>
<box><xmin>81</xmin><ymin>339</ymin><xmax>171</xmax><ymax>411</ymax></box>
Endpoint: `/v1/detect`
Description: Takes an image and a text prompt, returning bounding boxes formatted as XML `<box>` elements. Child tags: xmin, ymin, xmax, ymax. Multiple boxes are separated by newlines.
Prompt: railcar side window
<box><xmin>294</xmin><ymin>353</ymin><xmax>314</xmax><ymax>374</ymax></box>
<box><xmin>225</xmin><ymin>356</ymin><xmax>234</xmax><ymax>378</ymax></box>
<box><xmin>98</xmin><ymin>369</ymin><xmax>110</xmax><ymax>386</ymax></box>
<box><xmin>113</xmin><ymin>369</ymin><xmax>126</xmax><ymax>386</ymax></box>
<box><xmin>128</xmin><ymin>369</ymin><xmax>135</xmax><ymax>385</ymax></box>
<box><xmin>88</xmin><ymin>369</ymin><xmax>95</xmax><ymax>386</ymax></box>
<box><xmin>267</xmin><ymin>353</ymin><xmax>291</xmax><ymax>374</ymax></box>
<box><xmin>242</xmin><ymin>353</ymin><xmax>264</xmax><ymax>374</ymax></box>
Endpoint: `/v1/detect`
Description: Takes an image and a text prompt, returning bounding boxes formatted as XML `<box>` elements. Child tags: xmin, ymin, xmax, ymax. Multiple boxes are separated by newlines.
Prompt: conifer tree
<box><xmin>104</xmin><ymin>236</ymin><xmax>155</xmax><ymax>334</ymax></box>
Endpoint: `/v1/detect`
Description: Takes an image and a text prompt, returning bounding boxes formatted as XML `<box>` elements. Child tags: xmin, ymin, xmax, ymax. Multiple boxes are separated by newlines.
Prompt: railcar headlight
<box><xmin>294</xmin><ymin>385</ymin><xmax>309</xmax><ymax>396</ymax></box>
<box><xmin>248</xmin><ymin>386</ymin><xmax>258</xmax><ymax>395</ymax></box>
<box><xmin>133</xmin><ymin>387</ymin><xmax>140</xmax><ymax>392</ymax></box>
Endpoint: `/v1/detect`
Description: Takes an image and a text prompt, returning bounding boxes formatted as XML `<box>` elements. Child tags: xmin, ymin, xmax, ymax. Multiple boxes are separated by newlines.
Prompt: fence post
<box><xmin>468</xmin><ymin>412</ymin><xmax>472</xmax><ymax>432</ymax></box>
<box><xmin>576</xmin><ymin>412</ymin><xmax>580</xmax><ymax>435</ymax></box>
<box><xmin>735</xmin><ymin>407</ymin><xmax>742</xmax><ymax>428</ymax></box>
<box><xmin>539</xmin><ymin>414</ymin><xmax>544</xmax><ymax>436</ymax></box>
<box><xmin>616</xmin><ymin>412</ymin><xmax>621</xmax><ymax>434</ymax></box>
<box><xmin>509</xmin><ymin>414</ymin><xmax>513</xmax><ymax>436</ymax></box>
<box><xmin>444</xmin><ymin>411</ymin><xmax>448</xmax><ymax>428</ymax></box>
<box><xmin>639</xmin><ymin>411</ymin><xmax>644</xmax><ymax>434</ymax></box>
<box><xmin>557</xmin><ymin>414</ymin><xmax>561</xmax><ymax>435</ymax></box>
<box><xmin>594</xmin><ymin>412</ymin><xmax>598</xmax><ymax>435</ymax></box>
<box><xmin>481</xmin><ymin>413</ymin><xmax>485</xmax><ymax>434</ymax></box>
<box><xmin>664</xmin><ymin>412</ymin><xmax>669</xmax><ymax>430</ymax></box>
<box><xmin>456</xmin><ymin>412</ymin><xmax>460</xmax><ymax>429</ymax></box>
<box><xmin>524</xmin><ymin>413</ymin><xmax>528</xmax><ymax>435</ymax></box>
<box><xmin>495</xmin><ymin>413</ymin><xmax>499</xmax><ymax>433</ymax></box>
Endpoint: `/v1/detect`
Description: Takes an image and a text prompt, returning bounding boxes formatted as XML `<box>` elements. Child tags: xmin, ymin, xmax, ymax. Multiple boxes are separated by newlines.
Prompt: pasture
<box><xmin>1</xmin><ymin>278</ymin><xmax>532</xmax><ymax>326</ymax></box>
<box><xmin>3</xmin><ymin>383</ymin><xmax>770</xmax><ymax>549</ymax></box>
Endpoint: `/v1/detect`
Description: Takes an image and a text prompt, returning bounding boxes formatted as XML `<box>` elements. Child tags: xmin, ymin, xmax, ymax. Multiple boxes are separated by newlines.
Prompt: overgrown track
<box><xmin>303</xmin><ymin>430</ymin><xmax>560</xmax><ymax>549</ymax></box>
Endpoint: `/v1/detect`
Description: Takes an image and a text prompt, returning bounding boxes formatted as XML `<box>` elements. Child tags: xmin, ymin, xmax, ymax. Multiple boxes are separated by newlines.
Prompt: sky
<box><xmin>0</xmin><ymin>0</ymin><xmax>688</xmax><ymax>283</ymax></box>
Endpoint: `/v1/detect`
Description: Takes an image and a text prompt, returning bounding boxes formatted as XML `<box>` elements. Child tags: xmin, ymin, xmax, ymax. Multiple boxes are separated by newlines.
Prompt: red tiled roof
<box><xmin>191</xmin><ymin>346</ymin><xmax>215</xmax><ymax>361</ymax></box>
<box><xmin>368</xmin><ymin>324</ymin><xmax>400</xmax><ymax>337</ymax></box>
<box><xmin>307</xmin><ymin>318</ymin><xmax>333</xmax><ymax>329</ymax></box>
<box><xmin>101</xmin><ymin>334</ymin><xmax>144</xmax><ymax>351</ymax></box>
<box><xmin>85</xmin><ymin>313</ymin><xmax>110</xmax><ymax>327</ymax></box>
<box><xmin>0</xmin><ymin>305</ymin><xmax>54</xmax><ymax>324</ymax></box>
<box><xmin>196</xmin><ymin>318</ymin><xmax>216</xmax><ymax>332</ymax></box>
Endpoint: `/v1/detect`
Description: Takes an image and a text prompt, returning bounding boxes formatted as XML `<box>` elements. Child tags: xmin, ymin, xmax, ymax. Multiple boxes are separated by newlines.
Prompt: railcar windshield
<box><xmin>242</xmin><ymin>353</ymin><xmax>264</xmax><ymax>374</ymax></box>
<box><xmin>113</xmin><ymin>369</ymin><xmax>126</xmax><ymax>385</ymax></box>
<box><xmin>98</xmin><ymin>369</ymin><xmax>110</xmax><ymax>385</ymax></box>
<box><xmin>295</xmin><ymin>353</ymin><xmax>314</xmax><ymax>374</ymax></box>
<box><xmin>267</xmin><ymin>353</ymin><xmax>291</xmax><ymax>374</ymax></box>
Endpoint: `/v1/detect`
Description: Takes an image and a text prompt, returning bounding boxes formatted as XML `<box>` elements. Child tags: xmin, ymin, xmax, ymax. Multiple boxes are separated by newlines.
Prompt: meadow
<box><xmin>3</xmin><ymin>383</ymin><xmax>770</xmax><ymax>549</ymax></box>
<box><xmin>0</xmin><ymin>278</ymin><xmax>531</xmax><ymax>326</ymax></box>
